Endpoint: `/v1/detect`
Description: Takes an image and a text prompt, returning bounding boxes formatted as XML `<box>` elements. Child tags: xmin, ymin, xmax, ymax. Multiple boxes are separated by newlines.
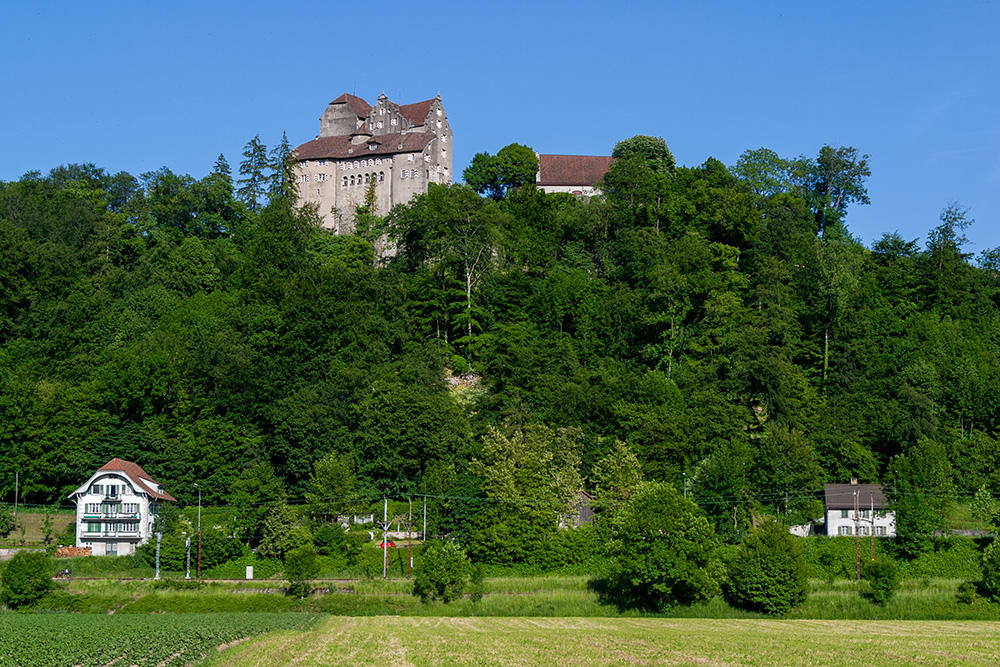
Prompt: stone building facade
<box><xmin>295</xmin><ymin>93</ymin><xmax>452</xmax><ymax>232</ymax></box>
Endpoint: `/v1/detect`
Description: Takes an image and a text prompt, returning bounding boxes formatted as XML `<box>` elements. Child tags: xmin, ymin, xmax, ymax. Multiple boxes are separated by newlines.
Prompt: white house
<box><xmin>823</xmin><ymin>481</ymin><xmax>895</xmax><ymax>537</ymax></box>
<box><xmin>67</xmin><ymin>458</ymin><xmax>176</xmax><ymax>556</ymax></box>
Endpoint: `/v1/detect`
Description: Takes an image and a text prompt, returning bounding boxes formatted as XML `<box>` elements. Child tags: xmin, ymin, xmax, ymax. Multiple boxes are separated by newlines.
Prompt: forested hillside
<box><xmin>2</xmin><ymin>135</ymin><xmax>999</xmax><ymax>550</ymax></box>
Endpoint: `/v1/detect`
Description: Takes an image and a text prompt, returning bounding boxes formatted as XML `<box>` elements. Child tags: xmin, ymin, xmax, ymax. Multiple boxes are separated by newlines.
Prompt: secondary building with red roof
<box><xmin>67</xmin><ymin>458</ymin><xmax>176</xmax><ymax>556</ymax></box>
<box><xmin>535</xmin><ymin>154</ymin><xmax>615</xmax><ymax>197</ymax></box>
<box><xmin>295</xmin><ymin>93</ymin><xmax>452</xmax><ymax>233</ymax></box>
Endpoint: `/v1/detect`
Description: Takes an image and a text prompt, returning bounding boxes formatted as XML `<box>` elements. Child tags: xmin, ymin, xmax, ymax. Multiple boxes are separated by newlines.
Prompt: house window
<box><xmin>400</xmin><ymin>170</ymin><xmax>406</xmax><ymax>179</ymax></box>
<box><xmin>87</xmin><ymin>522</ymin><xmax>101</xmax><ymax>533</ymax></box>
<box><xmin>441</xmin><ymin>135</ymin><xmax>448</xmax><ymax>143</ymax></box>
<box><xmin>86</xmin><ymin>503</ymin><xmax>100</xmax><ymax>513</ymax></box>
<box><xmin>407</xmin><ymin>154</ymin><xmax>413</xmax><ymax>162</ymax></box>
<box><xmin>838</xmin><ymin>526</ymin><xmax>853</xmax><ymax>536</ymax></box>
<box><xmin>424</xmin><ymin>154</ymin><xmax>430</xmax><ymax>162</ymax></box>
<box><xmin>377</xmin><ymin>121</ymin><xmax>383</xmax><ymax>129</ymax></box>
<box><xmin>316</xmin><ymin>189</ymin><xmax>320</xmax><ymax>197</ymax></box>
<box><xmin>107</xmin><ymin>543</ymin><xmax>118</xmax><ymax>555</ymax></box>
<box><xmin>317</xmin><ymin>174</ymin><xmax>327</xmax><ymax>182</ymax></box>
<box><xmin>391</xmin><ymin>118</ymin><xmax>397</xmax><ymax>126</ymax></box>
<box><xmin>354</xmin><ymin>161</ymin><xmax>360</xmax><ymax>169</ymax></box>
<box><xmin>378</xmin><ymin>171</ymin><xmax>384</xmax><ymax>182</ymax></box>
<box><xmin>343</xmin><ymin>176</ymin><xmax>348</xmax><ymax>187</ymax></box>
<box><xmin>840</xmin><ymin>510</ymin><xmax>849</xmax><ymax>519</ymax></box>
<box><xmin>319</xmin><ymin>159</ymin><xmax>327</xmax><ymax>166</ymax></box>
<box><xmin>437</xmin><ymin>108</ymin><xmax>442</xmax><ymax>117</ymax></box>
<box><xmin>91</xmin><ymin>484</ymin><xmax>102</xmax><ymax>494</ymax></box>
<box><xmin>875</xmin><ymin>526</ymin><xmax>886</xmax><ymax>536</ymax></box>
<box><xmin>858</xmin><ymin>526</ymin><xmax>869</xmax><ymax>536</ymax></box>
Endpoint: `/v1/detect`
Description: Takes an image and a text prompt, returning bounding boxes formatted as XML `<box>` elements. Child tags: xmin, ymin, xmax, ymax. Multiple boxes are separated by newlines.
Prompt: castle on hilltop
<box><xmin>295</xmin><ymin>93</ymin><xmax>452</xmax><ymax>232</ymax></box>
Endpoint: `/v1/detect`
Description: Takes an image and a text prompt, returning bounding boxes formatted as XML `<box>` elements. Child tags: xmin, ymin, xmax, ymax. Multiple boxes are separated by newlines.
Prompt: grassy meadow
<box><xmin>203</xmin><ymin>616</ymin><xmax>1000</xmax><ymax>667</ymax></box>
<box><xmin>24</xmin><ymin>574</ymin><xmax>1000</xmax><ymax>621</ymax></box>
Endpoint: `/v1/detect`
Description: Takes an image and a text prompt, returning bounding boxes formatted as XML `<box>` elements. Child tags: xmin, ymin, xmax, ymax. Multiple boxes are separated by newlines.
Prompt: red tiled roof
<box><xmin>537</xmin><ymin>155</ymin><xmax>614</xmax><ymax>187</ymax></box>
<box><xmin>823</xmin><ymin>483</ymin><xmax>887</xmax><ymax>510</ymax></box>
<box><xmin>99</xmin><ymin>458</ymin><xmax>176</xmax><ymax>502</ymax></box>
<box><xmin>296</xmin><ymin>131</ymin><xmax>436</xmax><ymax>160</ymax></box>
<box><xmin>399</xmin><ymin>98</ymin><xmax>435</xmax><ymax>126</ymax></box>
<box><xmin>329</xmin><ymin>93</ymin><xmax>372</xmax><ymax>119</ymax></box>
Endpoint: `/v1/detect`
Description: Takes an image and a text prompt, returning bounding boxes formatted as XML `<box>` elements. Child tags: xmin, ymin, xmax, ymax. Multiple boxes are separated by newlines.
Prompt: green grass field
<box><xmin>203</xmin><ymin>616</ymin><xmax>1000</xmax><ymax>666</ymax></box>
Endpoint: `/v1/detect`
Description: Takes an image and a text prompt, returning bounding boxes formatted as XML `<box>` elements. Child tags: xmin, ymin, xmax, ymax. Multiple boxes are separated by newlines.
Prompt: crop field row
<box><xmin>0</xmin><ymin>613</ymin><xmax>317</xmax><ymax>667</ymax></box>
<box><xmin>205</xmin><ymin>616</ymin><xmax>1000</xmax><ymax>667</ymax></box>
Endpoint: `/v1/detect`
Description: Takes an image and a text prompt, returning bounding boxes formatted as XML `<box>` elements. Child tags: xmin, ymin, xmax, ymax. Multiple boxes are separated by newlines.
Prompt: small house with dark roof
<box><xmin>295</xmin><ymin>92</ymin><xmax>452</xmax><ymax>233</ymax></box>
<box><xmin>535</xmin><ymin>154</ymin><xmax>615</xmax><ymax>197</ymax></box>
<box><xmin>68</xmin><ymin>458</ymin><xmax>176</xmax><ymax>556</ymax></box>
<box><xmin>823</xmin><ymin>480</ymin><xmax>895</xmax><ymax>537</ymax></box>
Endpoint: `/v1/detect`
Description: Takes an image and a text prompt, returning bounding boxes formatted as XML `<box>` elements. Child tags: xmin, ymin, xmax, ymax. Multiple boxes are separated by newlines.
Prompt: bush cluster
<box><xmin>413</xmin><ymin>542</ymin><xmax>470</xmax><ymax>603</ymax></box>
<box><xmin>862</xmin><ymin>558</ymin><xmax>900</xmax><ymax>605</ymax></box>
<box><xmin>726</xmin><ymin>522</ymin><xmax>809</xmax><ymax>615</ymax></box>
<box><xmin>1</xmin><ymin>552</ymin><xmax>54</xmax><ymax>609</ymax></box>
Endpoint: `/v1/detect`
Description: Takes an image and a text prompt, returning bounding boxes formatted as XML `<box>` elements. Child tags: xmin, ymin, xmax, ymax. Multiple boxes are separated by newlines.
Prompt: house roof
<box><xmin>537</xmin><ymin>154</ymin><xmax>615</xmax><ymax>187</ymax></box>
<box><xmin>296</xmin><ymin>131</ymin><xmax>436</xmax><ymax>160</ymax></box>
<box><xmin>823</xmin><ymin>483</ymin><xmax>887</xmax><ymax>510</ymax></box>
<box><xmin>98</xmin><ymin>458</ymin><xmax>177</xmax><ymax>502</ymax></box>
<box><xmin>398</xmin><ymin>98</ymin><xmax>435</xmax><ymax>126</ymax></box>
<box><xmin>329</xmin><ymin>93</ymin><xmax>372</xmax><ymax>119</ymax></box>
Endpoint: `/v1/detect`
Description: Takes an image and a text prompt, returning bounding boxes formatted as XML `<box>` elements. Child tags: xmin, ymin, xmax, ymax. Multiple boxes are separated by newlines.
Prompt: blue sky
<box><xmin>2</xmin><ymin>2</ymin><xmax>997</xmax><ymax>251</ymax></box>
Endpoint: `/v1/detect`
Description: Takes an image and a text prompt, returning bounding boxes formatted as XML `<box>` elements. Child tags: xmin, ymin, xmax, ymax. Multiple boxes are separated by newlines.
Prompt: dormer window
<box><xmin>369</xmin><ymin>142</ymin><xmax>377</xmax><ymax>151</ymax></box>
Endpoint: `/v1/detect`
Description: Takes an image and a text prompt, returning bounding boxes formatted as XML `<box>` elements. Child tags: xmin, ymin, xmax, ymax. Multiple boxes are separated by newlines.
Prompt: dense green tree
<box><xmin>237</xmin><ymin>134</ymin><xmax>270</xmax><ymax>212</ymax></box>
<box><xmin>890</xmin><ymin>438</ymin><xmax>955</xmax><ymax>555</ymax></box>
<box><xmin>412</xmin><ymin>541</ymin><xmax>471</xmax><ymax>603</ymax></box>
<box><xmin>1</xmin><ymin>551</ymin><xmax>54</xmax><ymax>609</ymax></box>
<box><xmin>726</xmin><ymin>520</ymin><xmax>808</xmax><ymax>614</ymax></box>
<box><xmin>462</xmin><ymin>143</ymin><xmax>538</xmax><ymax>200</ymax></box>
<box><xmin>605</xmin><ymin>481</ymin><xmax>720</xmax><ymax>609</ymax></box>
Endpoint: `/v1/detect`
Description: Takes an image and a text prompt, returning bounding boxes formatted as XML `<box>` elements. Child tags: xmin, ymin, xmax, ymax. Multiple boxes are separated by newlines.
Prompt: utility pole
<box><xmin>382</xmin><ymin>495</ymin><xmax>388</xmax><ymax>580</ymax></box>
<box><xmin>870</xmin><ymin>495</ymin><xmax>875</xmax><ymax>562</ymax></box>
<box><xmin>185</xmin><ymin>535</ymin><xmax>191</xmax><ymax>580</ymax></box>
<box><xmin>423</xmin><ymin>496</ymin><xmax>427</xmax><ymax>542</ymax></box>
<box><xmin>407</xmin><ymin>497</ymin><xmax>413</xmax><ymax>578</ymax></box>
<box><xmin>155</xmin><ymin>532</ymin><xmax>162</xmax><ymax>580</ymax></box>
<box><xmin>854</xmin><ymin>491</ymin><xmax>860</xmax><ymax>581</ymax></box>
<box><xmin>195</xmin><ymin>484</ymin><xmax>202</xmax><ymax>578</ymax></box>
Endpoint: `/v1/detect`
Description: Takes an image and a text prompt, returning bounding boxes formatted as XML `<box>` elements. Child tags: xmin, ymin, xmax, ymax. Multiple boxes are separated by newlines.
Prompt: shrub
<box><xmin>727</xmin><ymin>521</ymin><xmax>809</xmax><ymax>615</ymax></box>
<box><xmin>1</xmin><ymin>551</ymin><xmax>55</xmax><ymax>609</ymax></box>
<box><xmin>469</xmin><ymin>562</ymin><xmax>484</xmax><ymax>603</ymax></box>
<box><xmin>981</xmin><ymin>539</ymin><xmax>1000</xmax><ymax>601</ymax></box>
<box><xmin>203</xmin><ymin>554</ymin><xmax>283</xmax><ymax>580</ymax></box>
<box><xmin>412</xmin><ymin>541</ymin><xmax>470</xmax><ymax>603</ymax></box>
<box><xmin>862</xmin><ymin>558</ymin><xmax>900</xmax><ymax>605</ymax></box>
<box><xmin>285</xmin><ymin>545</ymin><xmax>320</xmax><ymax>598</ymax></box>
<box><xmin>605</xmin><ymin>482</ymin><xmax>721</xmax><ymax>609</ymax></box>
<box><xmin>956</xmin><ymin>581</ymin><xmax>979</xmax><ymax>605</ymax></box>
<box><xmin>0</xmin><ymin>504</ymin><xmax>14</xmax><ymax>537</ymax></box>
